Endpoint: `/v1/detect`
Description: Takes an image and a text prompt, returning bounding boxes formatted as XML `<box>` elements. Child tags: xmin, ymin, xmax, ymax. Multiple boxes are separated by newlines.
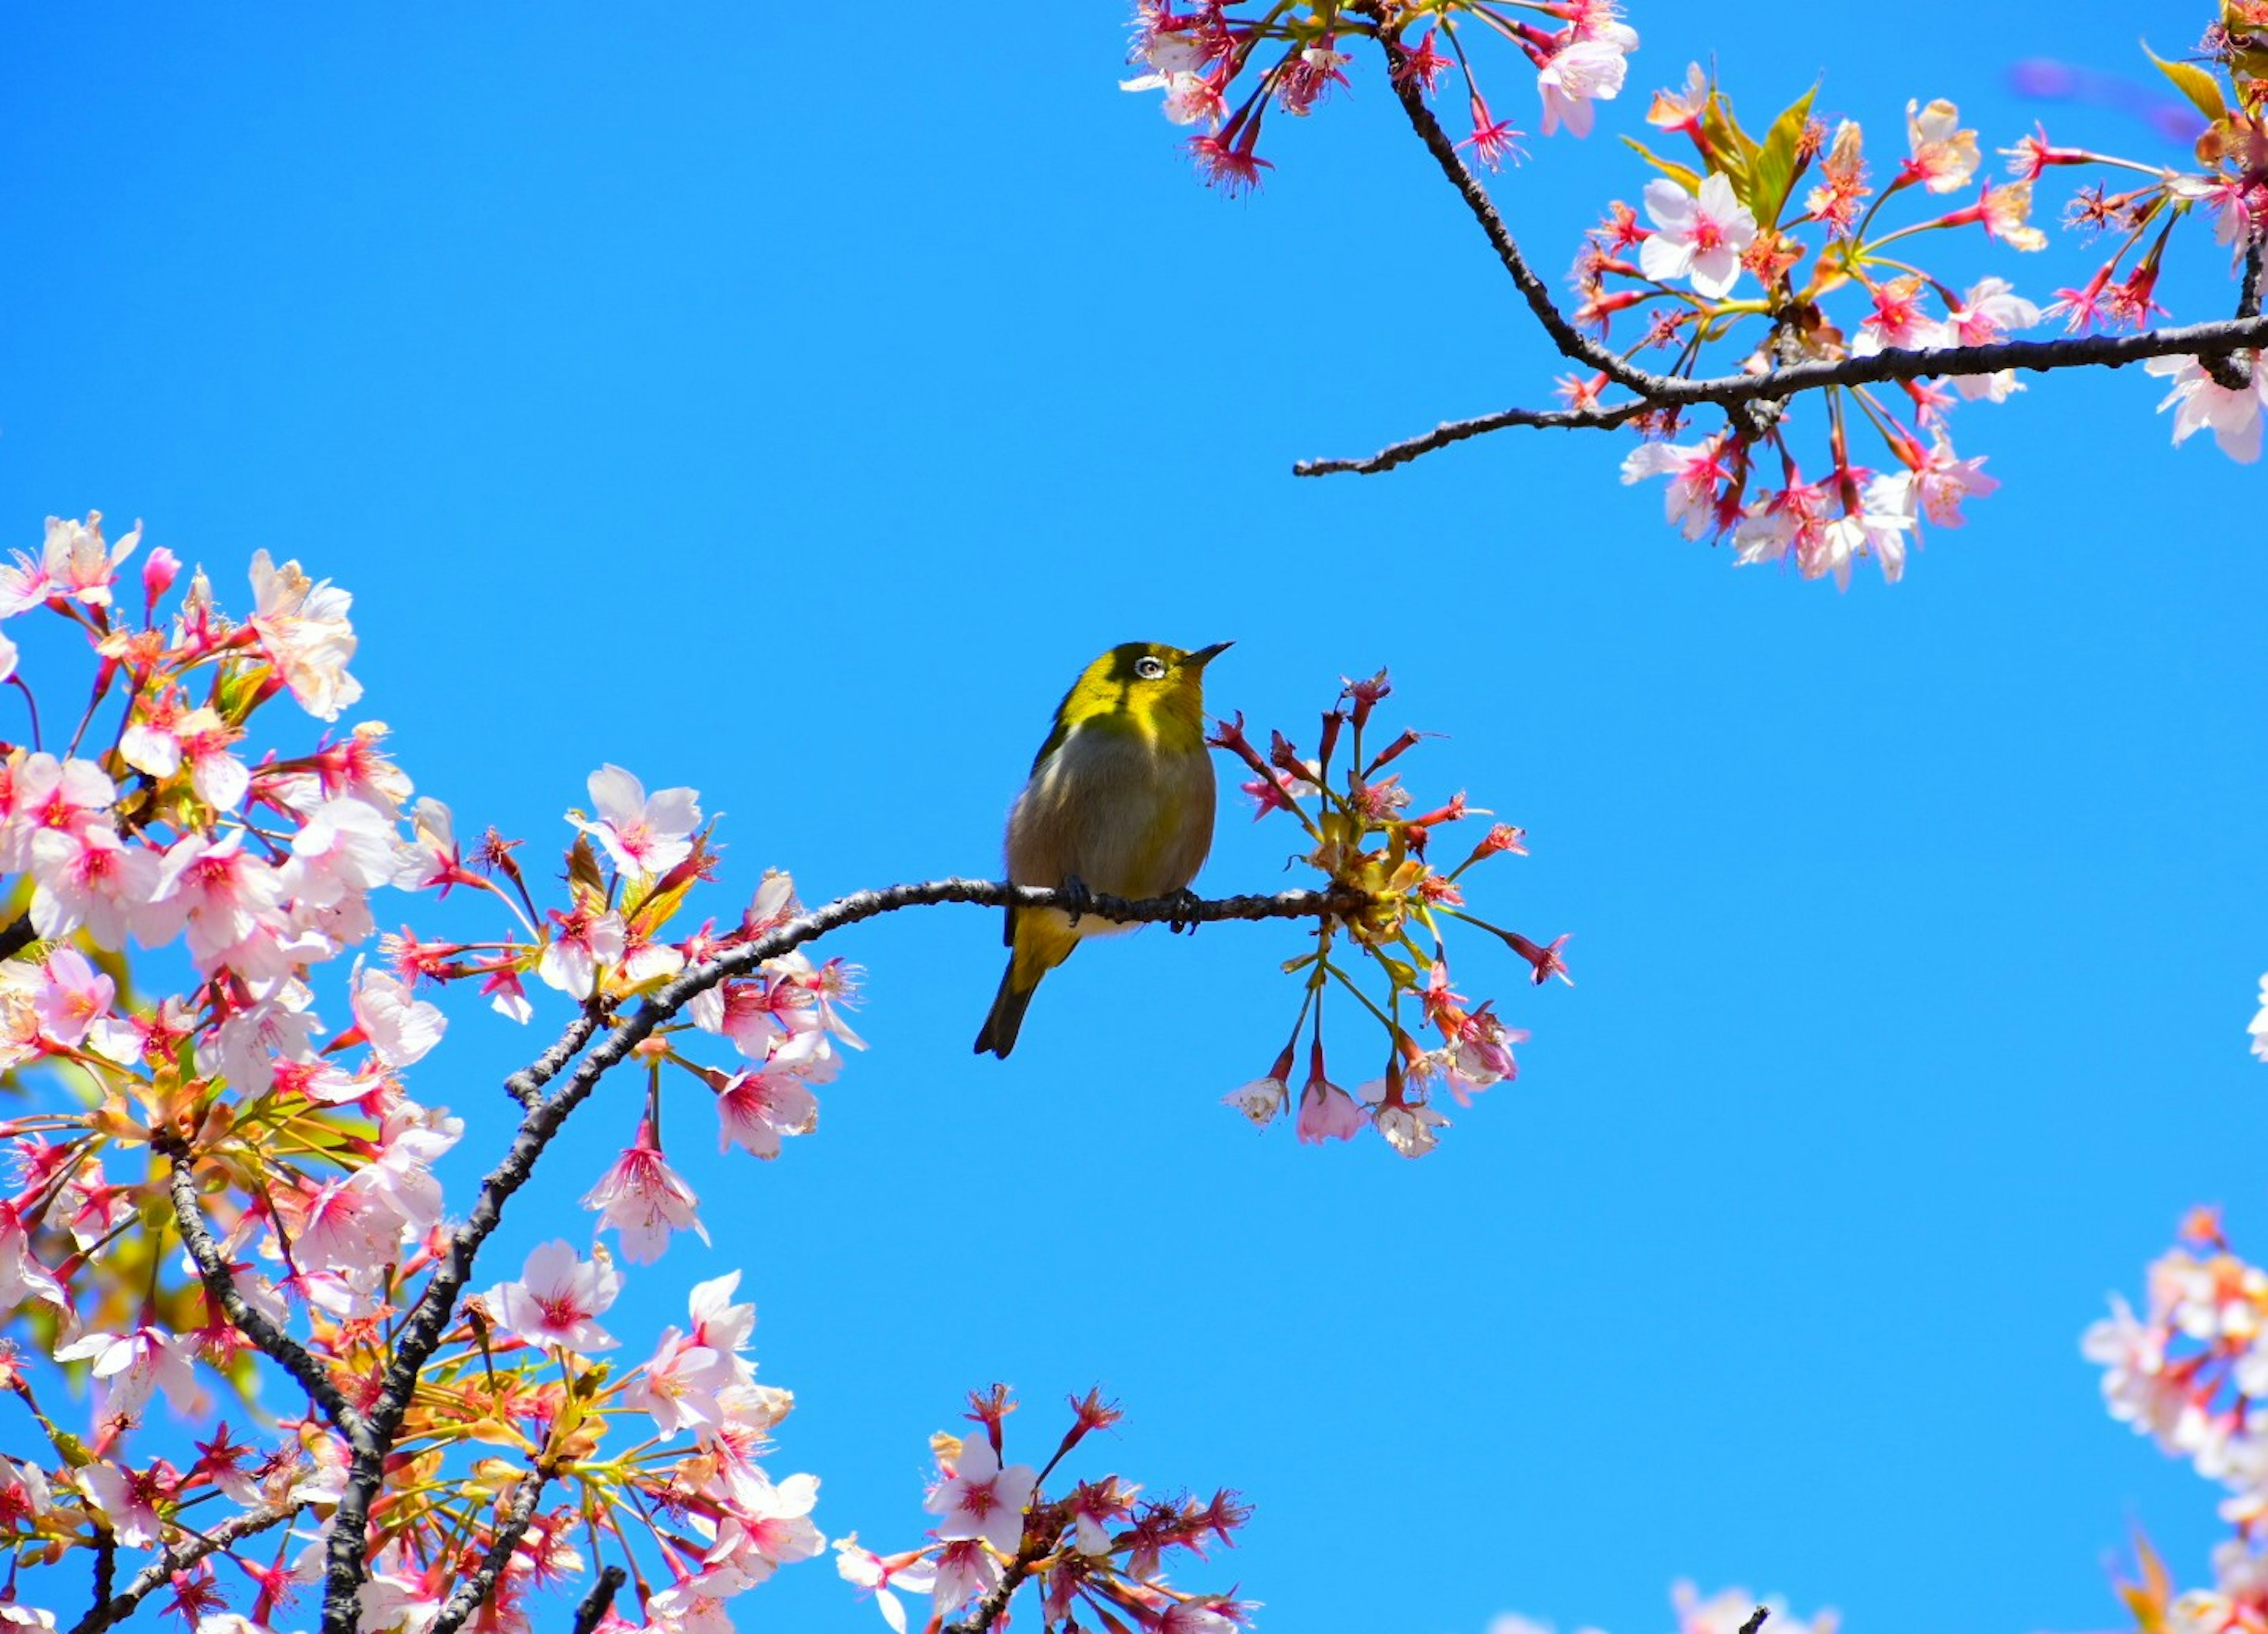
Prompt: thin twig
<box><xmin>314</xmin><ymin>878</ymin><xmax>1356</xmax><ymax>1634</ymax></box>
<box><xmin>155</xmin><ymin>1137</ymin><xmax>370</xmax><ymax>1443</ymax></box>
<box><xmin>67</xmin><ymin>1504</ymin><xmax>301</xmax><ymax>1634</ymax></box>
<box><xmin>425</xmin><ymin>1469</ymin><xmax>552</xmax><ymax>1634</ymax></box>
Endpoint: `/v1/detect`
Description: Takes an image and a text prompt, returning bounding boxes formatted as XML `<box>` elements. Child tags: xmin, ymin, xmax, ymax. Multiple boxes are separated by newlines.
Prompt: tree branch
<box><xmin>66</xmin><ymin>1504</ymin><xmax>301</xmax><ymax>1634</ymax></box>
<box><xmin>155</xmin><ymin>1137</ymin><xmax>370</xmax><ymax>1444</ymax></box>
<box><xmin>1296</xmin><ymin>23</ymin><xmax>2268</xmax><ymax>475</ymax></box>
<box><xmin>425</xmin><ymin>1469</ymin><xmax>552</xmax><ymax>1634</ymax></box>
<box><xmin>1295</xmin><ymin>313</ymin><xmax>2268</xmax><ymax>474</ymax></box>
<box><xmin>314</xmin><ymin>878</ymin><xmax>1355</xmax><ymax>1634</ymax></box>
<box><xmin>569</xmin><ymin>1566</ymin><xmax>628</xmax><ymax>1634</ymax></box>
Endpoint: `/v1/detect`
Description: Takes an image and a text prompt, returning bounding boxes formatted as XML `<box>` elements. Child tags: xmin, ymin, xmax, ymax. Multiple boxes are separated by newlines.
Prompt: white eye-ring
<box><xmin>1135</xmin><ymin>655</ymin><xmax>1167</xmax><ymax>680</ymax></box>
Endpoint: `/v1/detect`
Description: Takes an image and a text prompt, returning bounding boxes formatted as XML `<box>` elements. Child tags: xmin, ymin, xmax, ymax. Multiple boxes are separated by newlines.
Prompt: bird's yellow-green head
<box><xmin>1047</xmin><ymin>640</ymin><xmax>1232</xmax><ymax>756</ymax></box>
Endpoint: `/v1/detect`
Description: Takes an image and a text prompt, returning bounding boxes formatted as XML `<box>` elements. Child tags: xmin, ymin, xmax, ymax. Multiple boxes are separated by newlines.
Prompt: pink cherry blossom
<box><xmin>76</xmin><ymin>1462</ymin><xmax>164</xmax><ymax>1551</ymax></box>
<box><xmin>0</xmin><ymin>1205</ymin><xmax>69</xmax><ymax>1320</ymax></box>
<box><xmin>1619</xmin><ymin>434</ymin><xmax>1733</xmax><ymax>539</ymax></box>
<box><xmin>715</xmin><ymin>1064</ymin><xmax>820</xmax><ymax>1158</ymax></box>
<box><xmin>0</xmin><ymin>514</ymin><xmax>140</xmax><ymax>615</ymax></box>
<box><xmin>1852</xmin><ymin>276</ymin><xmax>1948</xmax><ymax>356</ymax></box>
<box><xmin>1865</xmin><ymin>433</ymin><xmax>1999</xmax><ymax>528</ymax></box>
<box><xmin>247</xmin><ymin>550</ymin><xmax>363</xmax><ymax>722</ymax></box>
<box><xmin>1295</xmin><ymin>1071</ymin><xmax>1364</xmax><ymax>1145</ymax></box>
<box><xmin>484</xmin><ymin>1240</ymin><xmax>621</xmax><ymax>1353</ymax></box>
<box><xmin>628</xmin><ymin>1328</ymin><xmax>736</xmax><ymax>1435</ymax></box>
<box><xmin>2145</xmin><ymin>353</ymin><xmax>2265</xmax><ymax>462</ymax></box>
<box><xmin>1638</xmin><ymin>172</ymin><xmax>1756</xmax><ymax>300</ymax></box>
<box><xmin>348</xmin><ymin>961</ymin><xmax>445</xmax><ymax>1068</ymax></box>
<box><xmin>928</xmin><ymin>1538</ymin><xmax>1001</xmax><ymax>1615</ymax></box>
<box><xmin>573</xmin><ymin>765</ymin><xmax>702</xmax><ymax>879</ymax></box>
<box><xmin>687</xmin><ymin>1270</ymin><xmax>758</xmax><ymax>1376</ymax></box>
<box><xmin>1537</xmin><ymin>38</ymin><xmax>1630</xmax><ymax>139</ymax></box>
<box><xmin>0</xmin><ymin>755</ymin><xmax>118</xmax><ymax>872</ymax></box>
<box><xmin>27</xmin><ymin>820</ymin><xmax>164</xmax><ymax>951</ymax></box>
<box><xmin>1904</xmin><ymin>97</ymin><xmax>1979</xmax><ymax>193</ymax></box>
<box><xmin>836</xmin><ymin>1540</ymin><xmax>938</xmax><ymax>1634</ymax></box>
<box><xmin>52</xmin><ymin>1325</ymin><xmax>206</xmax><ymax>1420</ymax></box>
<box><xmin>925</xmin><ymin>1439</ymin><xmax>1038</xmax><ymax>1557</ymax></box>
<box><xmin>538</xmin><ymin>905</ymin><xmax>626</xmax><ymax>999</ymax></box>
<box><xmin>29</xmin><ymin>947</ymin><xmax>113</xmax><ymax>1051</ymax></box>
<box><xmin>583</xmin><ymin>1122</ymin><xmax>708</xmax><ymax>1264</ymax></box>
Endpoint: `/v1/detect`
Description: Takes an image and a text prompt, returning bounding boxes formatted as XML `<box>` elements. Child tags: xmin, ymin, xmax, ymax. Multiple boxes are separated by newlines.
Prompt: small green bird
<box><xmin>974</xmin><ymin>640</ymin><xmax>1232</xmax><ymax>1059</ymax></box>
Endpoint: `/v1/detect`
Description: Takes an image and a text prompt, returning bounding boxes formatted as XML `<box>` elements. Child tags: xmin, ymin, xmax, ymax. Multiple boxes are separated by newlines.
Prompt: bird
<box><xmin>973</xmin><ymin>640</ymin><xmax>1232</xmax><ymax>1058</ymax></box>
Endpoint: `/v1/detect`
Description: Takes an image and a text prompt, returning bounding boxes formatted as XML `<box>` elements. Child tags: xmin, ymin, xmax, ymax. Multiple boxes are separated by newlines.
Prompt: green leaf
<box><xmin>2143</xmin><ymin>39</ymin><xmax>2228</xmax><ymax>125</ymax></box>
<box><xmin>1699</xmin><ymin>89</ymin><xmax>1758</xmax><ymax>206</ymax></box>
<box><xmin>1750</xmin><ymin>84</ymin><xmax>1819</xmax><ymax>230</ymax></box>
<box><xmin>1619</xmin><ymin>135</ymin><xmax>1702</xmax><ymax>194</ymax></box>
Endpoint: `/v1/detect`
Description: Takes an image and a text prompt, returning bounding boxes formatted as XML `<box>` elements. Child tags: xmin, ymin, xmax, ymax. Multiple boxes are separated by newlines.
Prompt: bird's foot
<box><xmin>1061</xmin><ymin>875</ymin><xmax>1094</xmax><ymax>928</ymax></box>
<box><xmin>1166</xmin><ymin>886</ymin><xmax>1204</xmax><ymax>934</ymax></box>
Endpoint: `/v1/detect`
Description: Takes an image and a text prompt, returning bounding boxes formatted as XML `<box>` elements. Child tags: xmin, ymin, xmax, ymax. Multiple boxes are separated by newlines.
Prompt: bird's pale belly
<box><xmin>1004</xmin><ymin>724</ymin><xmax>1216</xmax><ymax>911</ymax></box>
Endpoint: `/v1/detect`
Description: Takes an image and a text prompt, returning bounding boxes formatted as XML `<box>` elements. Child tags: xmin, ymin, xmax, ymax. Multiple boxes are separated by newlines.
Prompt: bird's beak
<box><xmin>1187</xmin><ymin>641</ymin><xmax>1234</xmax><ymax>670</ymax></box>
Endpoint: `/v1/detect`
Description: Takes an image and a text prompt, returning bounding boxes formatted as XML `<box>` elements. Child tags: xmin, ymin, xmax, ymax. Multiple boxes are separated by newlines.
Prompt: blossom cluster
<box><xmin>1122</xmin><ymin>0</ymin><xmax>1641</xmax><ymax>191</ymax></box>
<box><xmin>2084</xmin><ymin>1209</ymin><xmax>2268</xmax><ymax>1630</ymax></box>
<box><xmin>1604</xmin><ymin>24</ymin><xmax>2267</xmax><ymax>586</ymax></box>
<box><xmin>0</xmin><ymin>513</ymin><xmax>855</xmax><ymax>1632</ymax></box>
<box><xmin>1207</xmin><ymin>670</ymin><xmax>1568</xmax><ymax>1157</ymax></box>
<box><xmin>836</xmin><ymin>1387</ymin><xmax>1253</xmax><ymax>1634</ymax></box>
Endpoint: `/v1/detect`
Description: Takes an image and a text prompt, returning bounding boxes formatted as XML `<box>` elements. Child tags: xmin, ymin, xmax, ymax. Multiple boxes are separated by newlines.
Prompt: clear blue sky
<box><xmin>1</xmin><ymin>5</ymin><xmax>2260</xmax><ymax>1632</ymax></box>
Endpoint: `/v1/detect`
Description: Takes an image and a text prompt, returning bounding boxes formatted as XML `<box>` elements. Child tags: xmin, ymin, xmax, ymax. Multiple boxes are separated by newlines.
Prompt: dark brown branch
<box><xmin>0</xmin><ymin>917</ymin><xmax>35</xmax><ymax>966</ymax></box>
<box><xmin>1298</xmin><ymin>22</ymin><xmax>2268</xmax><ymax>475</ymax></box>
<box><xmin>570</xmin><ymin>1566</ymin><xmax>628</xmax><ymax>1634</ymax></box>
<box><xmin>426</xmin><ymin>1469</ymin><xmax>552</xmax><ymax>1634</ymax></box>
<box><xmin>315</xmin><ymin>878</ymin><xmax>1355</xmax><ymax>1634</ymax></box>
<box><xmin>67</xmin><ymin>1505</ymin><xmax>301</xmax><ymax>1634</ymax></box>
<box><xmin>155</xmin><ymin>1137</ymin><xmax>370</xmax><ymax>1444</ymax></box>
<box><xmin>1298</xmin><ymin>312</ymin><xmax>2268</xmax><ymax>474</ymax></box>
<box><xmin>1739</xmin><ymin>1609</ymin><xmax>1771</xmax><ymax>1634</ymax></box>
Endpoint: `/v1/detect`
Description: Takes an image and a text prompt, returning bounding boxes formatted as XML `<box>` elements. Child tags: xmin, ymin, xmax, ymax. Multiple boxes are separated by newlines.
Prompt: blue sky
<box><xmin>1</xmin><ymin>4</ymin><xmax>2262</xmax><ymax>1632</ymax></box>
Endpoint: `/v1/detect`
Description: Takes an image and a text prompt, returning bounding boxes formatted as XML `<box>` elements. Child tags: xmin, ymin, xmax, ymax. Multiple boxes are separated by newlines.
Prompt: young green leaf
<box><xmin>1750</xmin><ymin>85</ymin><xmax>1820</xmax><ymax>231</ymax></box>
<box><xmin>2143</xmin><ymin>39</ymin><xmax>2227</xmax><ymax>125</ymax></box>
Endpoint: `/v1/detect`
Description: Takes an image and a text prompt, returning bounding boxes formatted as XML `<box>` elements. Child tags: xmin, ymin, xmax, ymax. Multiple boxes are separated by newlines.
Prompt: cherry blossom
<box><xmin>2145</xmin><ymin>353</ymin><xmax>2266</xmax><ymax>463</ymax></box>
<box><xmin>1537</xmin><ymin>38</ymin><xmax>1631</xmax><ymax>139</ymax></box>
<box><xmin>926</xmin><ymin>1438</ymin><xmax>1038</xmax><ymax>1557</ymax></box>
<box><xmin>247</xmin><ymin>550</ymin><xmax>363</xmax><ymax>721</ymax></box>
<box><xmin>483</xmin><ymin>1240</ymin><xmax>623</xmax><ymax>1353</ymax></box>
<box><xmin>1637</xmin><ymin>173</ymin><xmax>1757</xmax><ymax>299</ymax></box>
<box><xmin>836</xmin><ymin>1539</ymin><xmax>938</xmax><ymax>1634</ymax></box>
<box><xmin>1904</xmin><ymin>97</ymin><xmax>1980</xmax><ymax>192</ymax></box>
<box><xmin>571</xmin><ymin>764</ymin><xmax>702</xmax><ymax>879</ymax></box>
<box><xmin>583</xmin><ymin>1121</ymin><xmax>709</xmax><ymax>1263</ymax></box>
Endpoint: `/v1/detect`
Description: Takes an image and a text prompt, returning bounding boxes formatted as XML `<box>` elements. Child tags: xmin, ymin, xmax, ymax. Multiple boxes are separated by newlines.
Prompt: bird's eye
<box><xmin>1135</xmin><ymin>655</ymin><xmax>1167</xmax><ymax>680</ymax></box>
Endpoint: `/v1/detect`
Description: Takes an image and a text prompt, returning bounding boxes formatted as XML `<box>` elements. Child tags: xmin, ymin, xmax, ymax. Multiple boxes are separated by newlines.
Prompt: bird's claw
<box><xmin>1061</xmin><ymin>875</ymin><xmax>1094</xmax><ymax>928</ymax></box>
<box><xmin>1166</xmin><ymin>886</ymin><xmax>1204</xmax><ymax>934</ymax></box>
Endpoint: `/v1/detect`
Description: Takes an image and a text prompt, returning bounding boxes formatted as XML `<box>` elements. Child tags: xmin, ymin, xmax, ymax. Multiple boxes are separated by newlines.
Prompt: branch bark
<box><xmin>157</xmin><ymin>1142</ymin><xmax>370</xmax><ymax>1444</ymax></box>
<box><xmin>66</xmin><ymin>1504</ymin><xmax>301</xmax><ymax>1634</ymax></box>
<box><xmin>425</xmin><ymin>1469</ymin><xmax>553</xmax><ymax>1634</ymax></box>
<box><xmin>1294</xmin><ymin>27</ymin><xmax>2268</xmax><ymax>476</ymax></box>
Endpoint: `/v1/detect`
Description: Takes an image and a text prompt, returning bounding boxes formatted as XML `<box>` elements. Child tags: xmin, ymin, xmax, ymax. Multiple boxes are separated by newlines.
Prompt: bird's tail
<box><xmin>974</xmin><ymin>966</ymin><xmax>1039</xmax><ymax>1059</ymax></box>
<box><xmin>973</xmin><ymin>910</ymin><xmax>1080</xmax><ymax>1058</ymax></box>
